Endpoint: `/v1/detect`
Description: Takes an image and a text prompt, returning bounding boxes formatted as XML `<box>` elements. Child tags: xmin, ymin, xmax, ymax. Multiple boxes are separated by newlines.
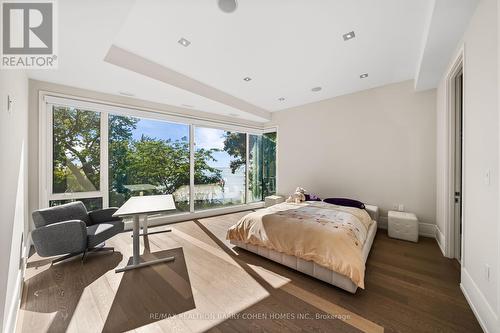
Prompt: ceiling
<box><xmin>27</xmin><ymin>0</ymin><xmax>479</xmax><ymax>123</ymax></box>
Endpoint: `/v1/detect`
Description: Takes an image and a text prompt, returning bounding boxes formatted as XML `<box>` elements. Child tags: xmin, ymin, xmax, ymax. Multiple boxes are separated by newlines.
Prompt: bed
<box><xmin>227</xmin><ymin>201</ymin><xmax>379</xmax><ymax>293</ymax></box>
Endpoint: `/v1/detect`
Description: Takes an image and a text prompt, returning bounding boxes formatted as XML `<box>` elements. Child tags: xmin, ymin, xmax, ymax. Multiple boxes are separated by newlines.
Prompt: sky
<box><xmin>131</xmin><ymin>118</ymin><xmax>233</xmax><ymax>168</ymax></box>
<box><xmin>132</xmin><ymin>118</ymin><xmax>187</xmax><ymax>141</ymax></box>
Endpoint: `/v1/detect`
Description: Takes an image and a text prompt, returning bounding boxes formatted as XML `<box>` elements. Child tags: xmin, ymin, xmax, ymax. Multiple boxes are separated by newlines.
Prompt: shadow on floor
<box><xmin>191</xmin><ymin>220</ymin><xmax>360</xmax><ymax>333</ymax></box>
<box><xmin>21</xmin><ymin>251</ymin><xmax>123</xmax><ymax>332</ymax></box>
<box><xmin>102</xmin><ymin>247</ymin><xmax>195</xmax><ymax>333</ymax></box>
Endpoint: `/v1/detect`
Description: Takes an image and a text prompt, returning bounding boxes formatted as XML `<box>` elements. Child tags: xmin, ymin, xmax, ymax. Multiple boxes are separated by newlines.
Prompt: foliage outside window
<box><xmin>52</xmin><ymin>107</ymin><xmax>100</xmax><ymax>193</ymax></box>
<box><xmin>108</xmin><ymin>115</ymin><xmax>192</xmax><ymax>214</ymax></box>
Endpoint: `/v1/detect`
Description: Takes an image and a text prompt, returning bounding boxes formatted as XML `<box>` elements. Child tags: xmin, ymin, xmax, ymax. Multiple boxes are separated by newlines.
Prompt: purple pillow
<box><xmin>305</xmin><ymin>194</ymin><xmax>321</xmax><ymax>201</ymax></box>
<box><xmin>323</xmin><ymin>198</ymin><xmax>365</xmax><ymax>209</ymax></box>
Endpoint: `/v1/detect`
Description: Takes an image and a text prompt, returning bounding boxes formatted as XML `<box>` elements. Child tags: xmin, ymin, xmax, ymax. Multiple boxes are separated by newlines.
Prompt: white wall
<box><xmin>436</xmin><ymin>0</ymin><xmax>499</xmax><ymax>331</ymax></box>
<box><xmin>271</xmin><ymin>80</ymin><xmax>437</xmax><ymax>227</ymax></box>
<box><xmin>0</xmin><ymin>70</ymin><xmax>29</xmax><ymax>333</ymax></box>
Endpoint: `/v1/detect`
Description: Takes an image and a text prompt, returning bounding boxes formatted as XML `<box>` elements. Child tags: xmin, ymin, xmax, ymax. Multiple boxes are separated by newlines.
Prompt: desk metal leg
<box><xmin>131</xmin><ymin>214</ymin><xmax>172</xmax><ymax>237</ymax></box>
<box><xmin>142</xmin><ymin>215</ymin><xmax>148</xmax><ymax>235</ymax></box>
<box><xmin>132</xmin><ymin>214</ymin><xmax>140</xmax><ymax>265</ymax></box>
<box><xmin>116</xmin><ymin>214</ymin><xmax>175</xmax><ymax>273</ymax></box>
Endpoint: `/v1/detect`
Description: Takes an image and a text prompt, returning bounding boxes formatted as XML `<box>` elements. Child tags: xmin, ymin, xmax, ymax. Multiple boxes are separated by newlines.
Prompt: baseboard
<box><xmin>4</xmin><ymin>235</ymin><xmax>32</xmax><ymax>333</ymax></box>
<box><xmin>418</xmin><ymin>222</ymin><xmax>436</xmax><ymax>238</ymax></box>
<box><xmin>3</xmin><ymin>269</ymin><xmax>23</xmax><ymax>333</ymax></box>
<box><xmin>435</xmin><ymin>226</ymin><xmax>446</xmax><ymax>256</ymax></box>
<box><xmin>377</xmin><ymin>217</ymin><xmax>437</xmax><ymax>238</ymax></box>
<box><xmin>460</xmin><ymin>268</ymin><xmax>499</xmax><ymax>333</ymax></box>
<box><xmin>377</xmin><ymin>216</ymin><xmax>388</xmax><ymax>228</ymax></box>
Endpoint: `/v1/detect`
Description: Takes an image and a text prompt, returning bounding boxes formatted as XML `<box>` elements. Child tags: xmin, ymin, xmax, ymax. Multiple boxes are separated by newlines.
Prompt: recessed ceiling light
<box><xmin>178</xmin><ymin>38</ymin><xmax>191</xmax><ymax>47</ymax></box>
<box><xmin>118</xmin><ymin>91</ymin><xmax>134</xmax><ymax>97</ymax></box>
<box><xmin>181</xmin><ymin>104</ymin><xmax>194</xmax><ymax>108</ymax></box>
<box><xmin>311</xmin><ymin>86</ymin><xmax>322</xmax><ymax>92</ymax></box>
<box><xmin>278</xmin><ymin>97</ymin><xmax>285</xmax><ymax>101</ymax></box>
<box><xmin>342</xmin><ymin>31</ymin><xmax>356</xmax><ymax>41</ymax></box>
<box><xmin>243</xmin><ymin>77</ymin><xmax>252</xmax><ymax>81</ymax></box>
<box><xmin>218</xmin><ymin>0</ymin><xmax>238</xmax><ymax>13</ymax></box>
<box><xmin>360</xmin><ymin>73</ymin><xmax>369</xmax><ymax>79</ymax></box>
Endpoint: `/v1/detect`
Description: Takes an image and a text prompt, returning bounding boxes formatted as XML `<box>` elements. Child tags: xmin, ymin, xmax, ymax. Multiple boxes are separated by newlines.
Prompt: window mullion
<box><xmin>189</xmin><ymin>124</ymin><xmax>195</xmax><ymax>213</ymax></box>
<box><xmin>101</xmin><ymin>112</ymin><xmax>109</xmax><ymax>208</ymax></box>
<box><xmin>45</xmin><ymin>104</ymin><xmax>54</xmax><ymax>207</ymax></box>
<box><xmin>245</xmin><ymin>133</ymin><xmax>250</xmax><ymax>204</ymax></box>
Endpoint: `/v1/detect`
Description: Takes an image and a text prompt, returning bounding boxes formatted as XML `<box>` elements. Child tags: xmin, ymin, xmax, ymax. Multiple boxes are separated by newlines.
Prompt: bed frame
<box><xmin>230</xmin><ymin>204</ymin><xmax>379</xmax><ymax>293</ymax></box>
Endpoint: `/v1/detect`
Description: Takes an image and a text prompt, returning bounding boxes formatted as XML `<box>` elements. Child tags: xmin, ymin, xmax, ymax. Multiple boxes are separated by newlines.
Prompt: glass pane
<box><xmin>52</xmin><ymin>106</ymin><xmax>100</xmax><ymax>193</ymax></box>
<box><xmin>194</xmin><ymin>127</ymin><xmax>246</xmax><ymax>210</ymax></box>
<box><xmin>108</xmin><ymin>115</ymin><xmax>190</xmax><ymax>215</ymax></box>
<box><xmin>248</xmin><ymin>134</ymin><xmax>263</xmax><ymax>202</ymax></box>
<box><xmin>263</xmin><ymin>132</ymin><xmax>277</xmax><ymax>197</ymax></box>
<box><xmin>49</xmin><ymin>198</ymin><xmax>103</xmax><ymax>211</ymax></box>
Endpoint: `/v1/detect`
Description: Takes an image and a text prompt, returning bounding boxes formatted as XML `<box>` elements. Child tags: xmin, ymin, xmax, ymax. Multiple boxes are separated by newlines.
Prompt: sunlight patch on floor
<box><xmin>16</xmin><ymin>310</ymin><xmax>57</xmax><ymax>333</ymax></box>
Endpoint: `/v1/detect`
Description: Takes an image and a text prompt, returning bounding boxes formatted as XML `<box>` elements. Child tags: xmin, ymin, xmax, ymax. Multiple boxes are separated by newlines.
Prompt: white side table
<box><xmin>265</xmin><ymin>195</ymin><xmax>285</xmax><ymax>207</ymax></box>
<box><xmin>388</xmin><ymin>211</ymin><xmax>419</xmax><ymax>242</ymax></box>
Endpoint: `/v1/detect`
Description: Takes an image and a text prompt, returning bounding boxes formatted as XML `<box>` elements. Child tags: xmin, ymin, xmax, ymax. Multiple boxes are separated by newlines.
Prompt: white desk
<box><xmin>113</xmin><ymin>195</ymin><xmax>176</xmax><ymax>273</ymax></box>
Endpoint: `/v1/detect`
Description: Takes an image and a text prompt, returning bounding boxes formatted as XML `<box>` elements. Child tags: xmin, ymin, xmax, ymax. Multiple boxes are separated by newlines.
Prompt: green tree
<box><xmin>123</xmin><ymin>136</ymin><xmax>222</xmax><ymax>194</ymax></box>
<box><xmin>223</xmin><ymin>132</ymin><xmax>246</xmax><ymax>173</ymax></box>
<box><xmin>52</xmin><ymin>107</ymin><xmax>101</xmax><ymax>193</ymax></box>
<box><xmin>108</xmin><ymin>115</ymin><xmax>139</xmax><ymax>204</ymax></box>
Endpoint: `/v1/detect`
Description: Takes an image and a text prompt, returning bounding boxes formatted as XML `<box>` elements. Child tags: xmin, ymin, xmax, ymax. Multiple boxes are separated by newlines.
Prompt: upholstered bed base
<box><xmin>230</xmin><ymin>220</ymin><xmax>377</xmax><ymax>294</ymax></box>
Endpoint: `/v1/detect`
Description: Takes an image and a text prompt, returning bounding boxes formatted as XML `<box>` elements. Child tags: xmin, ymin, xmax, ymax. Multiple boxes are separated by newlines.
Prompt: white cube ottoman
<box><xmin>265</xmin><ymin>195</ymin><xmax>285</xmax><ymax>207</ymax></box>
<box><xmin>388</xmin><ymin>211</ymin><xmax>419</xmax><ymax>242</ymax></box>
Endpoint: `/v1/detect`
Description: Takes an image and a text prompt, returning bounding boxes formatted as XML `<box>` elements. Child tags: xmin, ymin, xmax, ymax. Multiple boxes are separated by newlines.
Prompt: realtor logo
<box><xmin>1</xmin><ymin>1</ymin><xmax>57</xmax><ymax>68</ymax></box>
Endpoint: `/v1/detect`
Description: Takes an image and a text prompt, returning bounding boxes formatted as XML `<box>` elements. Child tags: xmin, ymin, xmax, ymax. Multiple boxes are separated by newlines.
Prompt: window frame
<box><xmin>39</xmin><ymin>93</ymin><xmax>277</xmax><ymax>217</ymax></box>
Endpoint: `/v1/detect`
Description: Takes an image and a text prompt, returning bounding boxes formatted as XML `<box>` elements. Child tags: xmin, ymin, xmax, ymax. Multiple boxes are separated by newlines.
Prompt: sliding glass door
<box><xmin>45</xmin><ymin>98</ymin><xmax>276</xmax><ymax>215</ymax></box>
<box><xmin>194</xmin><ymin>127</ymin><xmax>246</xmax><ymax>210</ymax></box>
<box><xmin>262</xmin><ymin>132</ymin><xmax>277</xmax><ymax>197</ymax></box>
<box><xmin>248</xmin><ymin>134</ymin><xmax>263</xmax><ymax>202</ymax></box>
<box><xmin>247</xmin><ymin>132</ymin><xmax>277</xmax><ymax>202</ymax></box>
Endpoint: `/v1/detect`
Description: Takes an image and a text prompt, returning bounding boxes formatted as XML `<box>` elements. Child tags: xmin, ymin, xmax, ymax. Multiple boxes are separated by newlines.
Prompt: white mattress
<box><xmin>230</xmin><ymin>220</ymin><xmax>377</xmax><ymax>293</ymax></box>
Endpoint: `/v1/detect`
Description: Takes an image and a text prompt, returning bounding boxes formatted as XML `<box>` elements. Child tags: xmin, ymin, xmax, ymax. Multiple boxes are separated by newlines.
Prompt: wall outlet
<box><xmin>398</xmin><ymin>204</ymin><xmax>405</xmax><ymax>212</ymax></box>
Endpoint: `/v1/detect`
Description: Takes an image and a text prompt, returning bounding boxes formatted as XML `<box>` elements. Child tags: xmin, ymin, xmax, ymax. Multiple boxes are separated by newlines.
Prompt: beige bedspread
<box><xmin>226</xmin><ymin>201</ymin><xmax>374</xmax><ymax>288</ymax></box>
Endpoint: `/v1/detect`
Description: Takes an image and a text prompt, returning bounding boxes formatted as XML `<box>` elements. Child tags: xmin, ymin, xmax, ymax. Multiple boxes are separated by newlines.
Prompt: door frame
<box><xmin>444</xmin><ymin>46</ymin><xmax>465</xmax><ymax>263</ymax></box>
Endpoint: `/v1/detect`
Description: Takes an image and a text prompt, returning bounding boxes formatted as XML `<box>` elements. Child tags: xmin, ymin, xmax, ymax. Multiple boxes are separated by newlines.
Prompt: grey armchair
<box><xmin>31</xmin><ymin>201</ymin><xmax>124</xmax><ymax>263</ymax></box>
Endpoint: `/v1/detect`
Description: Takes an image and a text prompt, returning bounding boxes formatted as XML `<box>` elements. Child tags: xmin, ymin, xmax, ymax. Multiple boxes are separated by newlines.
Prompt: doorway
<box><xmin>452</xmin><ymin>69</ymin><xmax>463</xmax><ymax>262</ymax></box>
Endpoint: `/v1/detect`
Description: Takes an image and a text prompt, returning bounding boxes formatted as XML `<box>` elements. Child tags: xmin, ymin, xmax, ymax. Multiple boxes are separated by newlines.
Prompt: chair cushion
<box><xmin>32</xmin><ymin>201</ymin><xmax>91</xmax><ymax>228</ymax></box>
<box><xmin>86</xmin><ymin>220</ymin><xmax>124</xmax><ymax>248</ymax></box>
<box><xmin>88</xmin><ymin>208</ymin><xmax>121</xmax><ymax>225</ymax></box>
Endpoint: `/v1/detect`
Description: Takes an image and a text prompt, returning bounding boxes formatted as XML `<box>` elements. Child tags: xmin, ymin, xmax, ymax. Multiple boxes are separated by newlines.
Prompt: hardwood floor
<box><xmin>17</xmin><ymin>210</ymin><xmax>482</xmax><ymax>333</ymax></box>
